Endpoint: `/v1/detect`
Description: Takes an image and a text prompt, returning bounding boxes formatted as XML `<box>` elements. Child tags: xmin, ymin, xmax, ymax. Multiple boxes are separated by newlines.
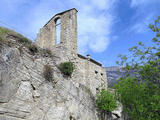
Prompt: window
<box><xmin>55</xmin><ymin>18</ymin><xmax>61</xmax><ymax>44</ymax></box>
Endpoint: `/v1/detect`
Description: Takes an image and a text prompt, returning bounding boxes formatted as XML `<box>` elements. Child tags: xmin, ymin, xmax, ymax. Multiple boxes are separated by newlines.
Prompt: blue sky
<box><xmin>0</xmin><ymin>0</ymin><xmax>160</xmax><ymax>66</ymax></box>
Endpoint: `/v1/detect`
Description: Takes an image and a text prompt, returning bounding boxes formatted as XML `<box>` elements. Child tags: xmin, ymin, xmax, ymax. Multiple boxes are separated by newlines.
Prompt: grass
<box><xmin>0</xmin><ymin>27</ymin><xmax>11</xmax><ymax>44</ymax></box>
<box><xmin>0</xmin><ymin>26</ymin><xmax>53</xmax><ymax>57</ymax></box>
<box><xmin>0</xmin><ymin>26</ymin><xmax>39</xmax><ymax>54</ymax></box>
<box><xmin>0</xmin><ymin>26</ymin><xmax>31</xmax><ymax>45</ymax></box>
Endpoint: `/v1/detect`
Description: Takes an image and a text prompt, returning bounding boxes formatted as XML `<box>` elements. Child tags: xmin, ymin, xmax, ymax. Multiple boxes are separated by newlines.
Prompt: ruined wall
<box><xmin>35</xmin><ymin>8</ymin><xmax>107</xmax><ymax>96</ymax></box>
<box><xmin>72</xmin><ymin>55</ymin><xmax>107</xmax><ymax>96</ymax></box>
<box><xmin>35</xmin><ymin>8</ymin><xmax>78</xmax><ymax>54</ymax></box>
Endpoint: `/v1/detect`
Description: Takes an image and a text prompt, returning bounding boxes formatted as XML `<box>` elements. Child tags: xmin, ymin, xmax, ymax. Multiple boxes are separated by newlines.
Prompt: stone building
<box><xmin>35</xmin><ymin>8</ymin><xmax>107</xmax><ymax>96</ymax></box>
<box><xmin>0</xmin><ymin>8</ymin><xmax>109</xmax><ymax>120</ymax></box>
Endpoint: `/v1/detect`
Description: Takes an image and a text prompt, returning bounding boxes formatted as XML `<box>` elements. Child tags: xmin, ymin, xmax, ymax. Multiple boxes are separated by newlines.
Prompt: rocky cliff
<box><xmin>0</xmin><ymin>28</ymin><xmax>99</xmax><ymax>120</ymax></box>
<box><xmin>106</xmin><ymin>66</ymin><xmax>136</xmax><ymax>88</ymax></box>
<box><xmin>106</xmin><ymin>66</ymin><xmax>126</xmax><ymax>87</ymax></box>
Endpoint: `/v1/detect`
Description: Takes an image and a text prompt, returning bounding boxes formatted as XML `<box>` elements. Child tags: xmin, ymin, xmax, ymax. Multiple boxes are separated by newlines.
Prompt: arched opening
<box><xmin>55</xmin><ymin>18</ymin><xmax>61</xmax><ymax>44</ymax></box>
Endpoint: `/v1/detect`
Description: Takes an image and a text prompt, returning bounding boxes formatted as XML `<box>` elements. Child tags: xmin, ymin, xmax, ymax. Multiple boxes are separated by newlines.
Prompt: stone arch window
<box><xmin>55</xmin><ymin>17</ymin><xmax>61</xmax><ymax>44</ymax></box>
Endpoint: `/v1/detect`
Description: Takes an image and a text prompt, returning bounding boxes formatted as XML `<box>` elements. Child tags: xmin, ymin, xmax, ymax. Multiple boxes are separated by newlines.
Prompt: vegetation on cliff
<box><xmin>0</xmin><ymin>26</ymin><xmax>53</xmax><ymax>57</ymax></box>
<box><xmin>0</xmin><ymin>26</ymin><xmax>31</xmax><ymax>45</ymax></box>
<box><xmin>43</xmin><ymin>65</ymin><xmax>53</xmax><ymax>82</ymax></box>
<box><xmin>96</xmin><ymin>89</ymin><xmax>117</xmax><ymax>119</ymax></box>
<box><xmin>59</xmin><ymin>62</ymin><xmax>74</xmax><ymax>76</ymax></box>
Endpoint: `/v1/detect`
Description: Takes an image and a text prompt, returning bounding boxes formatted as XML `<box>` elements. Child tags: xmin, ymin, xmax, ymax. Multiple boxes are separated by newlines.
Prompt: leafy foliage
<box><xmin>96</xmin><ymin>89</ymin><xmax>117</xmax><ymax>120</ymax></box>
<box><xmin>59</xmin><ymin>62</ymin><xmax>74</xmax><ymax>76</ymax></box>
<box><xmin>115</xmin><ymin>77</ymin><xmax>159</xmax><ymax>120</ymax></box>
<box><xmin>115</xmin><ymin>16</ymin><xmax>160</xmax><ymax>120</ymax></box>
<box><xmin>43</xmin><ymin>65</ymin><xmax>53</xmax><ymax>82</ymax></box>
<box><xmin>96</xmin><ymin>89</ymin><xmax>117</xmax><ymax>112</ymax></box>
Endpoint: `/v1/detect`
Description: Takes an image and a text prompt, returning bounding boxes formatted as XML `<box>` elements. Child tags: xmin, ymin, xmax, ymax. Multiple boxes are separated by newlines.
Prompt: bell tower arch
<box><xmin>36</xmin><ymin>8</ymin><xmax>78</xmax><ymax>54</ymax></box>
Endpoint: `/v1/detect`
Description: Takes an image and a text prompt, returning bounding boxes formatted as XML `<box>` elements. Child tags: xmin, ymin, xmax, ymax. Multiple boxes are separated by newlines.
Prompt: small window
<box><xmin>96</xmin><ymin>88</ymin><xmax>99</xmax><ymax>91</ymax></box>
<box><xmin>95</xmin><ymin>71</ymin><xmax>98</xmax><ymax>74</ymax></box>
<box><xmin>101</xmin><ymin>73</ymin><xmax>103</xmax><ymax>76</ymax></box>
<box><xmin>56</xmin><ymin>19</ymin><xmax>61</xmax><ymax>44</ymax></box>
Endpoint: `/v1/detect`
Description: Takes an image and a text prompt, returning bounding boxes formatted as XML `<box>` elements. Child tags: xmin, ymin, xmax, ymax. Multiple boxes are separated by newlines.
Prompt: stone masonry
<box><xmin>0</xmin><ymin>8</ymin><xmax>108</xmax><ymax>120</ymax></box>
<box><xmin>35</xmin><ymin>8</ymin><xmax>107</xmax><ymax>96</ymax></box>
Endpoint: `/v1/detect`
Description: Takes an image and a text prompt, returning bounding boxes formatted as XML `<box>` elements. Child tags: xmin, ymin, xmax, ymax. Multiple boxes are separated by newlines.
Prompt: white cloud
<box><xmin>129</xmin><ymin>0</ymin><xmax>159</xmax><ymax>34</ymax></box>
<box><xmin>72</xmin><ymin>0</ymin><xmax>116</xmax><ymax>54</ymax></box>
<box><xmin>131</xmin><ymin>23</ymin><xmax>146</xmax><ymax>33</ymax></box>
<box><xmin>130</xmin><ymin>0</ymin><xmax>160</xmax><ymax>7</ymax></box>
<box><xmin>130</xmin><ymin>14</ymin><xmax>154</xmax><ymax>33</ymax></box>
<box><xmin>89</xmin><ymin>36</ymin><xmax>110</xmax><ymax>52</ymax></box>
<box><xmin>130</xmin><ymin>0</ymin><xmax>148</xmax><ymax>7</ymax></box>
<box><xmin>78</xmin><ymin>13</ymin><xmax>113</xmax><ymax>53</ymax></box>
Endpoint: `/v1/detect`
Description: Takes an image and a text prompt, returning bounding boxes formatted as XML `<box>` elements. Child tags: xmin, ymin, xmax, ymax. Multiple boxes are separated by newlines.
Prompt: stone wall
<box><xmin>0</xmin><ymin>43</ymin><xmax>99</xmax><ymax>120</ymax></box>
<box><xmin>0</xmin><ymin>8</ymin><xmax>110</xmax><ymax>120</ymax></box>
<box><xmin>74</xmin><ymin>55</ymin><xmax>107</xmax><ymax>96</ymax></box>
<box><xmin>35</xmin><ymin>8</ymin><xmax>107</xmax><ymax>96</ymax></box>
<box><xmin>35</xmin><ymin>8</ymin><xmax>78</xmax><ymax>54</ymax></box>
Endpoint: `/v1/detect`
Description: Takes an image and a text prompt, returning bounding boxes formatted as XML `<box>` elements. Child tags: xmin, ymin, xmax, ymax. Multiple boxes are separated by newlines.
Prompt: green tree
<box><xmin>96</xmin><ymin>89</ymin><xmax>117</xmax><ymax>120</ymax></box>
<box><xmin>115</xmin><ymin>16</ymin><xmax>160</xmax><ymax>120</ymax></box>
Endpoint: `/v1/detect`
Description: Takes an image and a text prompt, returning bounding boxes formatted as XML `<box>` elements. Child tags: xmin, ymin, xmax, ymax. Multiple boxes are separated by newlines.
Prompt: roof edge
<box><xmin>44</xmin><ymin>8</ymin><xmax>78</xmax><ymax>27</ymax></box>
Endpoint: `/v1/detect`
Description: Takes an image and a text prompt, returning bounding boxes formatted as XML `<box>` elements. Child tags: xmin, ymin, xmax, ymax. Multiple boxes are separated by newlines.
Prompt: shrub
<box><xmin>42</xmin><ymin>48</ymin><xmax>53</xmax><ymax>57</ymax></box>
<box><xmin>96</xmin><ymin>89</ymin><xmax>117</xmax><ymax>112</ymax></box>
<box><xmin>28</xmin><ymin>44</ymin><xmax>39</xmax><ymax>55</ymax></box>
<box><xmin>43</xmin><ymin>65</ymin><xmax>53</xmax><ymax>82</ymax></box>
<box><xmin>96</xmin><ymin>89</ymin><xmax>117</xmax><ymax>119</ymax></box>
<box><xmin>45</xmin><ymin>49</ymin><xmax>52</xmax><ymax>57</ymax></box>
<box><xmin>69</xmin><ymin>116</ymin><xmax>72</xmax><ymax>120</ymax></box>
<box><xmin>59</xmin><ymin>62</ymin><xmax>74</xmax><ymax>76</ymax></box>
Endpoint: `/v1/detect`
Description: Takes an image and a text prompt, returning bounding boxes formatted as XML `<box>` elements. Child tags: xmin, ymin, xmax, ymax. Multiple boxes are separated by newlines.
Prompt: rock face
<box><xmin>106</xmin><ymin>66</ymin><xmax>126</xmax><ymax>87</ymax></box>
<box><xmin>106</xmin><ymin>66</ymin><xmax>136</xmax><ymax>87</ymax></box>
<box><xmin>0</xmin><ymin>43</ymin><xmax>98</xmax><ymax>120</ymax></box>
<box><xmin>0</xmin><ymin>8</ymin><xmax>107</xmax><ymax>120</ymax></box>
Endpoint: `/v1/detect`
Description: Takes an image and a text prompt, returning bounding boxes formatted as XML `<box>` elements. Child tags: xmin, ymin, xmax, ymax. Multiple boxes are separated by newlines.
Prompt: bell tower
<box><xmin>36</xmin><ymin>8</ymin><xmax>78</xmax><ymax>54</ymax></box>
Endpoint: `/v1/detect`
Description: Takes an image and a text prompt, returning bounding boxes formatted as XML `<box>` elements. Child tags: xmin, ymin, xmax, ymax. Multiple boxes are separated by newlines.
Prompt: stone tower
<box><xmin>35</xmin><ymin>8</ymin><xmax>78</xmax><ymax>54</ymax></box>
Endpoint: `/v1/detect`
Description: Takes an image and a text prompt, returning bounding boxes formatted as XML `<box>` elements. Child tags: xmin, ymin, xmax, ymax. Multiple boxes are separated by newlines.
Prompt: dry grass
<box><xmin>0</xmin><ymin>26</ymin><xmax>52</xmax><ymax>57</ymax></box>
<box><xmin>43</xmin><ymin>65</ymin><xmax>53</xmax><ymax>82</ymax></box>
<box><xmin>0</xmin><ymin>26</ymin><xmax>31</xmax><ymax>45</ymax></box>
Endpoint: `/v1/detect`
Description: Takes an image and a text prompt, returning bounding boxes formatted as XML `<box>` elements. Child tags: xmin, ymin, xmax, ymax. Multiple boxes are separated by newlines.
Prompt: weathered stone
<box><xmin>0</xmin><ymin>47</ymin><xmax>21</xmax><ymax>103</ymax></box>
<box><xmin>0</xmin><ymin>8</ymin><xmax>123</xmax><ymax>120</ymax></box>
